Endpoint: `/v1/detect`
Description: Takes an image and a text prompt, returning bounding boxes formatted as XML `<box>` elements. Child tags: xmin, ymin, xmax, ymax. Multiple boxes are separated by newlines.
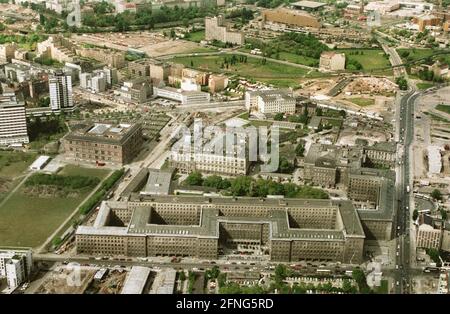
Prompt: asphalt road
<box><xmin>394</xmin><ymin>90</ymin><xmax>421</xmax><ymax>293</ymax></box>
<box><xmin>33</xmin><ymin>253</ymin><xmax>362</xmax><ymax>279</ymax></box>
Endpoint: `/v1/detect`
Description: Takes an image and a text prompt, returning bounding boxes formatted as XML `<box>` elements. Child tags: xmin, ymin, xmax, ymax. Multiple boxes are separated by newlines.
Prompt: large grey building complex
<box><xmin>347</xmin><ymin>167</ymin><xmax>395</xmax><ymax>241</ymax></box>
<box><xmin>0</xmin><ymin>94</ymin><xmax>29</xmax><ymax>146</ymax></box>
<box><xmin>303</xmin><ymin>143</ymin><xmax>396</xmax><ymax>240</ymax></box>
<box><xmin>303</xmin><ymin>144</ymin><xmax>362</xmax><ymax>187</ymax></box>
<box><xmin>205</xmin><ymin>16</ymin><xmax>245</xmax><ymax>45</ymax></box>
<box><xmin>49</xmin><ymin>70</ymin><xmax>73</xmax><ymax>110</ymax></box>
<box><xmin>75</xmin><ymin>196</ymin><xmax>365</xmax><ymax>263</ymax></box>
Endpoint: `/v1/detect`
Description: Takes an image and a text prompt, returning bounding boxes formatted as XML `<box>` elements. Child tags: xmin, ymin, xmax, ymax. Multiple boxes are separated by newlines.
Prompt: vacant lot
<box><xmin>171</xmin><ymin>54</ymin><xmax>310</xmax><ymax>87</ymax></box>
<box><xmin>346</xmin><ymin>98</ymin><xmax>375</xmax><ymax>107</ymax></box>
<box><xmin>0</xmin><ymin>165</ymin><xmax>109</xmax><ymax>248</ymax></box>
<box><xmin>0</xmin><ymin>151</ymin><xmax>36</xmax><ymax>179</ymax></box>
<box><xmin>0</xmin><ymin>151</ymin><xmax>36</xmax><ymax>201</ymax></box>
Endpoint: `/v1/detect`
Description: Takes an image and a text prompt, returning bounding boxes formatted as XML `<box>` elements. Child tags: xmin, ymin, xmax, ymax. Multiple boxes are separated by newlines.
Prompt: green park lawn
<box><xmin>397</xmin><ymin>48</ymin><xmax>450</xmax><ymax>65</ymax></box>
<box><xmin>186</xmin><ymin>30</ymin><xmax>205</xmax><ymax>42</ymax></box>
<box><xmin>416</xmin><ymin>82</ymin><xmax>435</xmax><ymax>90</ymax></box>
<box><xmin>338</xmin><ymin>49</ymin><xmax>392</xmax><ymax>72</ymax></box>
<box><xmin>277</xmin><ymin>52</ymin><xmax>318</xmax><ymax>67</ymax></box>
<box><xmin>171</xmin><ymin>55</ymin><xmax>309</xmax><ymax>88</ymax></box>
<box><xmin>239</xmin><ymin>48</ymin><xmax>318</xmax><ymax>67</ymax></box>
<box><xmin>436</xmin><ymin>104</ymin><xmax>450</xmax><ymax>115</ymax></box>
<box><xmin>0</xmin><ymin>165</ymin><xmax>110</xmax><ymax>248</ymax></box>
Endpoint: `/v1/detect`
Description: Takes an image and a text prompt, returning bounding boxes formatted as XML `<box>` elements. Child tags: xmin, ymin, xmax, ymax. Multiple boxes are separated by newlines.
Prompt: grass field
<box><xmin>0</xmin><ymin>151</ymin><xmax>37</xmax><ymax>202</ymax></box>
<box><xmin>0</xmin><ymin>151</ymin><xmax>36</xmax><ymax>179</ymax></box>
<box><xmin>346</xmin><ymin>98</ymin><xmax>375</xmax><ymax>107</ymax></box>
<box><xmin>375</xmin><ymin>280</ymin><xmax>389</xmax><ymax>294</ymax></box>
<box><xmin>424</xmin><ymin>111</ymin><xmax>450</xmax><ymax>123</ymax></box>
<box><xmin>58</xmin><ymin>165</ymin><xmax>110</xmax><ymax>179</ymax></box>
<box><xmin>249</xmin><ymin>120</ymin><xmax>273</xmax><ymax>128</ymax></box>
<box><xmin>397</xmin><ymin>48</ymin><xmax>450</xmax><ymax>65</ymax></box>
<box><xmin>239</xmin><ymin>48</ymin><xmax>318</xmax><ymax>67</ymax></box>
<box><xmin>185</xmin><ymin>30</ymin><xmax>205</xmax><ymax>43</ymax></box>
<box><xmin>171</xmin><ymin>55</ymin><xmax>310</xmax><ymax>88</ymax></box>
<box><xmin>436</xmin><ymin>104</ymin><xmax>450</xmax><ymax>115</ymax></box>
<box><xmin>416</xmin><ymin>82</ymin><xmax>435</xmax><ymax>90</ymax></box>
<box><xmin>0</xmin><ymin>165</ymin><xmax>110</xmax><ymax>248</ymax></box>
<box><xmin>338</xmin><ymin>49</ymin><xmax>392</xmax><ymax>72</ymax></box>
<box><xmin>187</xmin><ymin>47</ymin><xmax>218</xmax><ymax>54</ymax></box>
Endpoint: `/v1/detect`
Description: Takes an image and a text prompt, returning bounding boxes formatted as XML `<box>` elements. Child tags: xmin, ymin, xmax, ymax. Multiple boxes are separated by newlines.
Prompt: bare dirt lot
<box><xmin>35</xmin><ymin>266</ymin><xmax>95</xmax><ymax>294</ymax></box>
<box><xmin>298</xmin><ymin>78</ymin><xmax>340</xmax><ymax>96</ymax></box>
<box><xmin>85</xmin><ymin>269</ymin><xmax>128</xmax><ymax>294</ymax></box>
<box><xmin>72</xmin><ymin>32</ymin><xmax>203</xmax><ymax>57</ymax></box>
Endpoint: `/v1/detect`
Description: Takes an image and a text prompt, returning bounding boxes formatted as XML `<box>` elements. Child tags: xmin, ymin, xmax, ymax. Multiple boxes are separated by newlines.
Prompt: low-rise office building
<box><xmin>77</xmin><ymin>47</ymin><xmax>126</xmax><ymax>69</ymax></box>
<box><xmin>117</xmin><ymin>78</ymin><xmax>153</xmax><ymax>104</ymax></box>
<box><xmin>63</xmin><ymin>123</ymin><xmax>143</xmax><ymax>165</ymax></box>
<box><xmin>245</xmin><ymin>89</ymin><xmax>296</xmax><ymax>114</ymax></box>
<box><xmin>208</xmin><ymin>74</ymin><xmax>228</xmax><ymax>93</ymax></box>
<box><xmin>80</xmin><ymin>68</ymin><xmax>118</xmax><ymax>92</ymax></box>
<box><xmin>153</xmin><ymin>86</ymin><xmax>210</xmax><ymax>105</ymax></box>
<box><xmin>417</xmin><ymin>223</ymin><xmax>442</xmax><ymax>250</ymax></box>
<box><xmin>0</xmin><ymin>43</ymin><xmax>18</xmax><ymax>63</ymax></box>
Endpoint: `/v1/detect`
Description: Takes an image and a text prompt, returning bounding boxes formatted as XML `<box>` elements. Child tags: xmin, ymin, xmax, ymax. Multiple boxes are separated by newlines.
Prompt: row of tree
<box><xmin>27</xmin><ymin>115</ymin><xmax>67</xmax><ymax>142</ymax></box>
<box><xmin>184</xmin><ymin>173</ymin><xmax>329</xmax><ymax>199</ymax></box>
<box><xmin>25</xmin><ymin>173</ymin><xmax>100</xmax><ymax>190</ymax></box>
<box><xmin>82</xmin><ymin>5</ymin><xmax>218</xmax><ymax>31</ymax></box>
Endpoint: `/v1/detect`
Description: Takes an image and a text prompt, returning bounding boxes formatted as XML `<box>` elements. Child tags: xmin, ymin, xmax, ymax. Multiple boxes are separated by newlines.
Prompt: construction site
<box><xmin>413</xmin><ymin>86</ymin><xmax>450</xmax><ymax>186</ymax></box>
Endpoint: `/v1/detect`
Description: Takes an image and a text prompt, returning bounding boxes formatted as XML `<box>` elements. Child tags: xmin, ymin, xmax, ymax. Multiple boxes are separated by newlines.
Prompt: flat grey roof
<box><xmin>292</xmin><ymin>0</ymin><xmax>326</xmax><ymax>8</ymax></box>
<box><xmin>121</xmin><ymin>266</ymin><xmax>151</xmax><ymax>294</ymax></box>
<box><xmin>77</xmin><ymin>195</ymin><xmax>365</xmax><ymax>240</ymax></box>
<box><xmin>350</xmin><ymin>167</ymin><xmax>396</xmax><ymax>221</ymax></box>
<box><xmin>140</xmin><ymin>169</ymin><xmax>173</xmax><ymax>196</ymax></box>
